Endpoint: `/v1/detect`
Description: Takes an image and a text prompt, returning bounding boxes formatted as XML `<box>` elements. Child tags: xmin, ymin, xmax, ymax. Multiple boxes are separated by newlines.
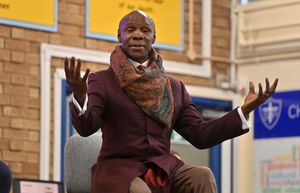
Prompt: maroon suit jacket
<box><xmin>71</xmin><ymin>67</ymin><xmax>248</xmax><ymax>193</ymax></box>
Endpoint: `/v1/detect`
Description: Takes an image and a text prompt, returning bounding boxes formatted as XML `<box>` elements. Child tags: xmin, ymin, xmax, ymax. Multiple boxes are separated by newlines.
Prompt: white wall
<box><xmin>234</xmin><ymin>1</ymin><xmax>300</xmax><ymax>192</ymax></box>
<box><xmin>237</xmin><ymin>58</ymin><xmax>300</xmax><ymax>193</ymax></box>
<box><xmin>239</xmin><ymin>59</ymin><xmax>300</xmax><ymax>91</ymax></box>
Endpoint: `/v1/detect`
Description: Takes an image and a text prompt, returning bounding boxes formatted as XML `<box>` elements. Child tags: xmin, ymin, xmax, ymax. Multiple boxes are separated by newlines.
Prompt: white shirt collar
<box><xmin>128</xmin><ymin>58</ymin><xmax>149</xmax><ymax>68</ymax></box>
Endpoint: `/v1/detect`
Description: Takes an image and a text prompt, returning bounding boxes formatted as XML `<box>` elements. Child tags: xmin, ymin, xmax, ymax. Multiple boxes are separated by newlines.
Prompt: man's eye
<box><xmin>127</xmin><ymin>28</ymin><xmax>133</xmax><ymax>32</ymax></box>
<box><xmin>143</xmin><ymin>28</ymin><xmax>150</xmax><ymax>33</ymax></box>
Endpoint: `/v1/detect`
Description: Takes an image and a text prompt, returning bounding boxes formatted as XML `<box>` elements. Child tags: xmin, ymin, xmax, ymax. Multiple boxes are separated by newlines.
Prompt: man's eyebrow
<box><xmin>123</xmin><ymin>24</ymin><xmax>134</xmax><ymax>29</ymax></box>
<box><xmin>124</xmin><ymin>22</ymin><xmax>151</xmax><ymax>27</ymax></box>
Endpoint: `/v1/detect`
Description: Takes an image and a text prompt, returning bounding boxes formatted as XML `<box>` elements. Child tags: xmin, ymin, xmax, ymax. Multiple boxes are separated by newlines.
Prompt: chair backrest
<box><xmin>64</xmin><ymin>132</ymin><xmax>102</xmax><ymax>193</ymax></box>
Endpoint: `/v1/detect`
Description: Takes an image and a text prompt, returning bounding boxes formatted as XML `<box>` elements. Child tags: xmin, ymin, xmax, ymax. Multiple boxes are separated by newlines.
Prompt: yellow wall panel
<box><xmin>87</xmin><ymin>0</ymin><xmax>184</xmax><ymax>50</ymax></box>
<box><xmin>0</xmin><ymin>0</ymin><xmax>57</xmax><ymax>31</ymax></box>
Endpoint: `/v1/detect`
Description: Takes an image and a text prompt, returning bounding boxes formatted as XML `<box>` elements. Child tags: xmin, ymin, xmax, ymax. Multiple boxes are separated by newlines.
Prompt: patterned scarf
<box><xmin>110</xmin><ymin>46</ymin><xmax>174</xmax><ymax>128</ymax></box>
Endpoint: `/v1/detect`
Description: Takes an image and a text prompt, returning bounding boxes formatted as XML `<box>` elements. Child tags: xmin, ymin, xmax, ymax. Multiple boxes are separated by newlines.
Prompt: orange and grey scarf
<box><xmin>110</xmin><ymin>46</ymin><xmax>174</xmax><ymax>128</ymax></box>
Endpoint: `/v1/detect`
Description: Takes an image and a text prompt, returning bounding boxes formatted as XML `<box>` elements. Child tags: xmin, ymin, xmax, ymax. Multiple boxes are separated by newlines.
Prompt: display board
<box><xmin>254</xmin><ymin>90</ymin><xmax>300</xmax><ymax>193</ymax></box>
<box><xmin>0</xmin><ymin>0</ymin><xmax>57</xmax><ymax>31</ymax></box>
<box><xmin>86</xmin><ymin>0</ymin><xmax>184</xmax><ymax>51</ymax></box>
<box><xmin>254</xmin><ymin>90</ymin><xmax>300</xmax><ymax>139</ymax></box>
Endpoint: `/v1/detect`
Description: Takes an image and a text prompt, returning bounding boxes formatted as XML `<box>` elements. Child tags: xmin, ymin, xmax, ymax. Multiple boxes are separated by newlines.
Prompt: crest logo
<box><xmin>259</xmin><ymin>97</ymin><xmax>282</xmax><ymax>130</ymax></box>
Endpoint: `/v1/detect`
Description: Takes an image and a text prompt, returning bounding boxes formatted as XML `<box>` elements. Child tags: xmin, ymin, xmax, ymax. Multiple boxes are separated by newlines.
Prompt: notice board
<box><xmin>0</xmin><ymin>0</ymin><xmax>57</xmax><ymax>31</ymax></box>
<box><xmin>254</xmin><ymin>90</ymin><xmax>300</xmax><ymax>193</ymax></box>
<box><xmin>86</xmin><ymin>0</ymin><xmax>184</xmax><ymax>51</ymax></box>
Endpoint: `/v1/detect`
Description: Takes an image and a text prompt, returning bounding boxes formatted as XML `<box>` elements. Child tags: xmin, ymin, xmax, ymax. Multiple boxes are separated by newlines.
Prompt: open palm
<box><xmin>241</xmin><ymin>78</ymin><xmax>279</xmax><ymax>116</ymax></box>
<box><xmin>64</xmin><ymin>56</ymin><xmax>90</xmax><ymax>106</ymax></box>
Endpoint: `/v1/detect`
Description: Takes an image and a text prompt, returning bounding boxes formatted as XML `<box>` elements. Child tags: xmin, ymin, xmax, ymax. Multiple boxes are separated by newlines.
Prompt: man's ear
<box><xmin>117</xmin><ymin>29</ymin><xmax>121</xmax><ymax>43</ymax></box>
<box><xmin>152</xmin><ymin>33</ymin><xmax>156</xmax><ymax>44</ymax></box>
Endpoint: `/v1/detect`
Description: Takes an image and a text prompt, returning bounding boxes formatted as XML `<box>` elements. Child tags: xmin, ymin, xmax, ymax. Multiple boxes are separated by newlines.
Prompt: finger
<box><xmin>249</xmin><ymin>81</ymin><xmax>255</xmax><ymax>94</ymax></box>
<box><xmin>270</xmin><ymin>78</ymin><xmax>279</xmax><ymax>94</ymax></box>
<box><xmin>265</xmin><ymin>78</ymin><xmax>270</xmax><ymax>94</ymax></box>
<box><xmin>64</xmin><ymin>57</ymin><xmax>70</xmax><ymax>81</ymax></box>
<box><xmin>258</xmin><ymin>83</ymin><xmax>263</xmax><ymax>98</ymax></box>
<box><xmin>75</xmin><ymin>58</ymin><xmax>81</xmax><ymax>79</ymax></box>
<box><xmin>70</xmin><ymin>56</ymin><xmax>76</xmax><ymax>79</ymax></box>
<box><xmin>82</xmin><ymin>68</ymin><xmax>90</xmax><ymax>82</ymax></box>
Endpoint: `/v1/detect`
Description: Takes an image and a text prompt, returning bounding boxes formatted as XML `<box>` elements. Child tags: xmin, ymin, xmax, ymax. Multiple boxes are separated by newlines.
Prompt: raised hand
<box><xmin>64</xmin><ymin>56</ymin><xmax>90</xmax><ymax>106</ymax></box>
<box><xmin>241</xmin><ymin>78</ymin><xmax>279</xmax><ymax>117</ymax></box>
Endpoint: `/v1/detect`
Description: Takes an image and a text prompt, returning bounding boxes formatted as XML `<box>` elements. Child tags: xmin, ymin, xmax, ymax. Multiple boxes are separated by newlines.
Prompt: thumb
<box><xmin>83</xmin><ymin>68</ymin><xmax>90</xmax><ymax>82</ymax></box>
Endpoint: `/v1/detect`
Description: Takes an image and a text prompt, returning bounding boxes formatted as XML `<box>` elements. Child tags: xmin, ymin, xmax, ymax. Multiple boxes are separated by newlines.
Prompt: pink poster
<box><xmin>20</xmin><ymin>181</ymin><xmax>59</xmax><ymax>193</ymax></box>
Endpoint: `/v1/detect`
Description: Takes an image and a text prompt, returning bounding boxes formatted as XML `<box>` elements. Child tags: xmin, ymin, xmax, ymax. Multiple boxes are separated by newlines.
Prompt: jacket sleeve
<box><xmin>71</xmin><ymin>72</ymin><xmax>107</xmax><ymax>137</ymax></box>
<box><xmin>173</xmin><ymin>82</ymin><xmax>249</xmax><ymax>149</ymax></box>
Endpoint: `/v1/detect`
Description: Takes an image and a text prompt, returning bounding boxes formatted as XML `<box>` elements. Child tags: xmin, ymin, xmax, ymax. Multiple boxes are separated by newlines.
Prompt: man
<box><xmin>64</xmin><ymin>10</ymin><xmax>278</xmax><ymax>193</ymax></box>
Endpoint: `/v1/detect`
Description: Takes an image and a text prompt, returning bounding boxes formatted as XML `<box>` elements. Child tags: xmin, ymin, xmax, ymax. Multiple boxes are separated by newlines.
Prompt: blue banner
<box><xmin>254</xmin><ymin>90</ymin><xmax>300</xmax><ymax>139</ymax></box>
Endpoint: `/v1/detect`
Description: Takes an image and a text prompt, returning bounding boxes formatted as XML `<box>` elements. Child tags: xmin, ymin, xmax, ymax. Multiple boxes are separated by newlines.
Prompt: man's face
<box><xmin>118</xmin><ymin>11</ymin><xmax>156</xmax><ymax>63</ymax></box>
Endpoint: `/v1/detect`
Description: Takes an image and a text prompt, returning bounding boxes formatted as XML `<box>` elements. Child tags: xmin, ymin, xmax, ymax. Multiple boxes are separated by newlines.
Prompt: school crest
<box><xmin>259</xmin><ymin>98</ymin><xmax>282</xmax><ymax>130</ymax></box>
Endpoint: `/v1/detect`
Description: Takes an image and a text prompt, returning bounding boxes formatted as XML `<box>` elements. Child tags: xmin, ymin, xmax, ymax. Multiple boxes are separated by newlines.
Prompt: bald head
<box><xmin>118</xmin><ymin>10</ymin><xmax>156</xmax><ymax>34</ymax></box>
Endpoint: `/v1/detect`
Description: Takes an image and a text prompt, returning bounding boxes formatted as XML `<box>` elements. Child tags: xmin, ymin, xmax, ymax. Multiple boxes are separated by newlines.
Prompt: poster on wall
<box><xmin>253</xmin><ymin>90</ymin><xmax>300</xmax><ymax>193</ymax></box>
<box><xmin>86</xmin><ymin>0</ymin><xmax>184</xmax><ymax>51</ymax></box>
<box><xmin>0</xmin><ymin>0</ymin><xmax>57</xmax><ymax>31</ymax></box>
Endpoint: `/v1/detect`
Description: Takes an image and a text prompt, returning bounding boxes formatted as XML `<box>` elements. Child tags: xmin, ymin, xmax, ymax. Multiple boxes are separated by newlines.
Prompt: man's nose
<box><xmin>132</xmin><ymin>30</ymin><xmax>144</xmax><ymax>40</ymax></box>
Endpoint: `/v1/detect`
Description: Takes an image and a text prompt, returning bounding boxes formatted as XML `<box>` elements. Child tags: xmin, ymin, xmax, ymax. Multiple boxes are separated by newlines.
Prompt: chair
<box><xmin>64</xmin><ymin>132</ymin><xmax>102</xmax><ymax>193</ymax></box>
